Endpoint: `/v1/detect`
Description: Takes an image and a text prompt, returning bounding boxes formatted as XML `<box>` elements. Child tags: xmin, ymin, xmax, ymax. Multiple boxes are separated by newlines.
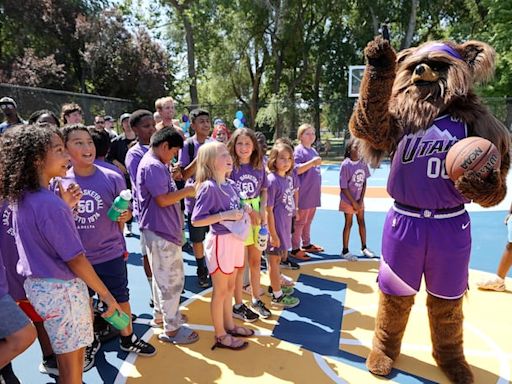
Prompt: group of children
<box><xmin>0</xmin><ymin>100</ymin><xmax>378</xmax><ymax>382</ymax></box>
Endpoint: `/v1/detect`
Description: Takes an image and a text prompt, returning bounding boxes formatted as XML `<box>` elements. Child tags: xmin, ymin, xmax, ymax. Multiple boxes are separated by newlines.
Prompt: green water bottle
<box><xmin>102</xmin><ymin>305</ymin><xmax>130</xmax><ymax>331</ymax></box>
<box><xmin>107</xmin><ymin>189</ymin><xmax>132</xmax><ymax>221</ymax></box>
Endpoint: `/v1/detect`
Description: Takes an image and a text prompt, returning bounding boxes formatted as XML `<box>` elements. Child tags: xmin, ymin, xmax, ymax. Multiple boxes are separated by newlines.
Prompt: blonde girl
<box><xmin>191</xmin><ymin>141</ymin><xmax>254</xmax><ymax>350</ymax></box>
<box><xmin>228</xmin><ymin>128</ymin><xmax>272</xmax><ymax>321</ymax></box>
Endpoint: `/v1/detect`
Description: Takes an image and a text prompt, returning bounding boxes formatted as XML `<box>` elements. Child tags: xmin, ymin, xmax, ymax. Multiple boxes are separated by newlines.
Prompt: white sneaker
<box><xmin>341</xmin><ymin>251</ymin><xmax>358</xmax><ymax>261</ymax></box>
<box><xmin>361</xmin><ymin>248</ymin><xmax>377</xmax><ymax>258</ymax></box>
<box><xmin>477</xmin><ymin>275</ymin><xmax>505</xmax><ymax>292</ymax></box>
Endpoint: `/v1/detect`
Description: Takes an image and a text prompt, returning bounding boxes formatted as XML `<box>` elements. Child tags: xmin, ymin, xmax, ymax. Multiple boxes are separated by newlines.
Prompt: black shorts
<box><xmin>88</xmin><ymin>256</ymin><xmax>129</xmax><ymax>303</ymax></box>
<box><xmin>186</xmin><ymin>215</ymin><xmax>209</xmax><ymax>243</ymax></box>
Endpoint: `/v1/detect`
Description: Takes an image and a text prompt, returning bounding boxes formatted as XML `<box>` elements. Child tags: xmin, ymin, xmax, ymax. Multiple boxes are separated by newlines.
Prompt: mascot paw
<box><xmin>365</xmin><ymin>36</ymin><xmax>396</xmax><ymax>68</ymax></box>
<box><xmin>455</xmin><ymin>170</ymin><xmax>506</xmax><ymax>207</ymax></box>
<box><xmin>366</xmin><ymin>348</ymin><xmax>394</xmax><ymax>376</ymax></box>
<box><xmin>437</xmin><ymin>359</ymin><xmax>474</xmax><ymax>384</ymax></box>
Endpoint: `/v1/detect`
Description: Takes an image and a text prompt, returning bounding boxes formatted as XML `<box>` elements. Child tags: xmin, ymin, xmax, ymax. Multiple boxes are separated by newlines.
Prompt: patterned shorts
<box><xmin>24</xmin><ymin>277</ymin><xmax>93</xmax><ymax>354</ymax></box>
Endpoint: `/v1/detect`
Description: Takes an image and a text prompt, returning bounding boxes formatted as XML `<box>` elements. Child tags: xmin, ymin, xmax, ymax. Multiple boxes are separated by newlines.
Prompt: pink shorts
<box><xmin>339</xmin><ymin>199</ymin><xmax>364</xmax><ymax>214</ymax></box>
<box><xmin>205</xmin><ymin>232</ymin><xmax>245</xmax><ymax>275</ymax></box>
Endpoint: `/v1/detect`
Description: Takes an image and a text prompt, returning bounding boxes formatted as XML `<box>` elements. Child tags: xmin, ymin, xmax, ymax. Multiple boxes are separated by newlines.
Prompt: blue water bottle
<box><xmin>256</xmin><ymin>225</ymin><xmax>269</xmax><ymax>251</ymax></box>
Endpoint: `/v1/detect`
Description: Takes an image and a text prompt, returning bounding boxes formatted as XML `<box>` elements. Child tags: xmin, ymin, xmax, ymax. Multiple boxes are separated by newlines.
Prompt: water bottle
<box><xmin>101</xmin><ymin>304</ymin><xmax>130</xmax><ymax>331</ymax></box>
<box><xmin>256</xmin><ymin>225</ymin><xmax>269</xmax><ymax>251</ymax></box>
<box><xmin>107</xmin><ymin>189</ymin><xmax>132</xmax><ymax>221</ymax></box>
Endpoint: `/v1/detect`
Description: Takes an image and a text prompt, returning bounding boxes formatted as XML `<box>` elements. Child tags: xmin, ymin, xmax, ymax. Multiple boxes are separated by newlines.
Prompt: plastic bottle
<box><xmin>101</xmin><ymin>304</ymin><xmax>130</xmax><ymax>331</ymax></box>
<box><xmin>107</xmin><ymin>189</ymin><xmax>132</xmax><ymax>221</ymax></box>
<box><xmin>256</xmin><ymin>225</ymin><xmax>269</xmax><ymax>251</ymax></box>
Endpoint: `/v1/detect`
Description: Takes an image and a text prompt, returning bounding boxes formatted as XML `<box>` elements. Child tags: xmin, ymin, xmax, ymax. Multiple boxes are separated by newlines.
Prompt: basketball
<box><xmin>445</xmin><ymin>137</ymin><xmax>500</xmax><ymax>182</ymax></box>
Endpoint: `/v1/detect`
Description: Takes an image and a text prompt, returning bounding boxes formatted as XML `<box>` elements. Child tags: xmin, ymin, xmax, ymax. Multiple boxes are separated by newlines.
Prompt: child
<box><xmin>60</xmin><ymin>124</ymin><xmax>156</xmax><ymax>369</ymax></box>
<box><xmin>137</xmin><ymin>127</ymin><xmax>199</xmax><ymax>344</ymax></box>
<box><xmin>125</xmin><ymin>110</ymin><xmax>157</xmax><ymax>307</ymax></box>
<box><xmin>266</xmin><ymin>142</ymin><xmax>301</xmax><ymax>308</ymax></box>
<box><xmin>339</xmin><ymin>138</ymin><xmax>375</xmax><ymax>260</ymax></box>
<box><xmin>228</xmin><ymin>128</ymin><xmax>271</xmax><ymax>320</ymax></box>
<box><xmin>477</xmin><ymin>205</ymin><xmax>512</xmax><ymax>291</ymax></box>
<box><xmin>0</xmin><ymin>124</ymin><xmax>122</xmax><ymax>383</ymax></box>
<box><xmin>292</xmin><ymin>124</ymin><xmax>323</xmax><ymax>259</ymax></box>
<box><xmin>192</xmin><ymin>141</ymin><xmax>254</xmax><ymax>350</ymax></box>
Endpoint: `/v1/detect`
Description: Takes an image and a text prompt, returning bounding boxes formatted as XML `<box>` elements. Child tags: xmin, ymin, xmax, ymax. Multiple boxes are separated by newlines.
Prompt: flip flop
<box><xmin>226</xmin><ymin>326</ymin><xmax>255</xmax><ymax>338</ymax></box>
<box><xmin>211</xmin><ymin>334</ymin><xmax>249</xmax><ymax>351</ymax></box>
<box><xmin>158</xmin><ymin>326</ymin><xmax>199</xmax><ymax>345</ymax></box>
<box><xmin>289</xmin><ymin>250</ymin><xmax>311</xmax><ymax>260</ymax></box>
<box><xmin>301</xmin><ymin>244</ymin><xmax>324</xmax><ymax>253</ymax></box>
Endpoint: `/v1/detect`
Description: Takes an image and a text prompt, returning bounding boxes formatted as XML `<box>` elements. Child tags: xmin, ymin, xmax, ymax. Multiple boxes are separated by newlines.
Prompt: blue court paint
<box><xmin>272</xmin><ymin>274</ymin><xmax>437</xmax><ymax>384</ymax></box>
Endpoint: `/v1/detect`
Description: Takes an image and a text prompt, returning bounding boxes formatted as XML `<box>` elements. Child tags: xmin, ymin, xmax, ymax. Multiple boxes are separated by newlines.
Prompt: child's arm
<box><xmin>117</xmin><ymin>210</ymin><xmax>133</xmax><ymax>232</ymax></box>
<box><xmin>266</xmin><ymin>205</ymin><xmax>280</xmax><ymax>248</ymax></box>
<box><xmin>341</xmin><ymin>188</ymin><xmax>360</xmax><ymax>211</ymax></box>
<box><xmin>67</xmin><ymin>254</ymin><xmax>123</xmax><ymax>318</ymax></box>
<box><xmin>294</xmin><ymin>188</ymin><xmax>300</xmax><ymax>220</ymax></box>
<box><xmin>359</xmin><ymin>181</ymin><xmax>367</xmax><ymax>202</ymax></box>
<box><xmin>192</xmin><ymin>209</ymin><xmax>243</xmax><ymax>227</ymax></box>
<box><xmin>181</xmin><ymin>157</ymin><xmax>197</xmax><ymax>180</ymax></box>
<box><xmin>259</xmin><ymin>188</ymin><xmax>268</xmax><ymax>225</ymax></box>
<box><xmin>296</xmin><ymin>156</ymin><xmax>322</xmax><ymax>175</ymax></box>
<box><xmin>155</xmin><ymin>186</ymin><xmax>195</xmax><ymax>207</ymax></box>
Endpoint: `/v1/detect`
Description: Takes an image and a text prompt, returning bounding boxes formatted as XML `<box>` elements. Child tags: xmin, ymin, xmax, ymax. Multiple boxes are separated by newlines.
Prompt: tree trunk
<box><xmin>313</xmin><ymin>56</ymin><xmax>322</xmax><ymax>141</ymax></box>
<box><xmin>182</xmin><ymin>14</ymin><xmax>199</xmax><ymax>107</ymax></box>
<box><xmin>401</xmin><ymin>0</ymin><xmax>419</xmax><ymax>49</ymax></box>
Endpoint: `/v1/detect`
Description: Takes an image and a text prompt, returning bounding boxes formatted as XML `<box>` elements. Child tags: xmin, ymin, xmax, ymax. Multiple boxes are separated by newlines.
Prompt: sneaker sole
<box><xmin>477</xmin><ymin>285</ymin><xmax>505</xmax><ymax>292</ymax></box>
<box><xmin>251</xmin><ymin>309</ymin><xmax>271</xmax><ymax>319</ymax></box>
<box><xmin>271</xmin><ymin>300</ymin><xmax>300</xmax><ymax>309</ymax></box>
<box><xmin>232</xmin><ymin>312</ymin><xmax>259</xmax><ymax>323</ymax></box>
<box><xmin>38</xmin><ymin>364</ymin><xmax>59</xmax><ymax>376</ymax></box>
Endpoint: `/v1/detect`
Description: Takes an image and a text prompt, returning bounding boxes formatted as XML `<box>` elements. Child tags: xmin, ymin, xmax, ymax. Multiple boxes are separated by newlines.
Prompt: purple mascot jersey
<box><xmin>380</xmin><ymin>115</ymin><xmax>472</xmax><ymax>299</ymax></box>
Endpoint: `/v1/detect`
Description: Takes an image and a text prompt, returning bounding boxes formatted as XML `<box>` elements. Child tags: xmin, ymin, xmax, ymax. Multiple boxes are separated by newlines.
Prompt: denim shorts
<box><xmin>0</xmin><ymin>294</ymin><xmax>31</xmax><ymax>339</ymax></box>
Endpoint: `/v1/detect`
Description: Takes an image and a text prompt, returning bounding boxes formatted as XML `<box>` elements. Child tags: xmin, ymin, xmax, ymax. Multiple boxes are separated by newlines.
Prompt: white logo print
<box><xmin>462</xmin><ymin>222</ymin><xmax>470</xmax><ymax>230</ymax></box>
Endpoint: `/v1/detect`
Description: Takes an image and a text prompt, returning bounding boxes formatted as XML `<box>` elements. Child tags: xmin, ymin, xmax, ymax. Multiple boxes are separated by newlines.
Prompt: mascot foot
<box><xmin>366</xmin><ymin>348</ymin><xmax>394</xmax><ymax>376</ymax></box>
<box><xmin>437</xmin><ymin>359</ymin><xmax>474</xmax><ymax>384</ymax></box>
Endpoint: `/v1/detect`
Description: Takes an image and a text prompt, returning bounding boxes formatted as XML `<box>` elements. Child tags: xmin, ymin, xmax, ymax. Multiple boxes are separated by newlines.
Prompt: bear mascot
<box><xmin>349</xmin><ymin>36</ymin><xmax>510</xmax><ymax>383</ymax></box>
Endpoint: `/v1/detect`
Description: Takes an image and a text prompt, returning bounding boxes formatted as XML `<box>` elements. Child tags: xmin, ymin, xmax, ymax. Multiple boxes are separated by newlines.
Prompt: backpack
<box><xmin>186</xmin><ymin>138</ymin><xmax>195</xmax><ymax>161</ymax></box>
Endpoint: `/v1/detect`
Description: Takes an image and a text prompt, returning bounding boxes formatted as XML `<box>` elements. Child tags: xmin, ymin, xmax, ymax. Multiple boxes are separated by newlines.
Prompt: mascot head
<box><xmin>390</xmin><ymin>40</ymin><xmax>496</xmax><ymax>132</ymax></box>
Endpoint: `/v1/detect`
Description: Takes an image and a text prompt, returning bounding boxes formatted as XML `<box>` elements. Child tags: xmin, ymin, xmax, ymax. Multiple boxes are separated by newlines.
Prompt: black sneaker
<box><xmin>280</xmin><ymin>259</ymin><xmax>300</xmax><ymax>270</ymax></box>
<box><xmin>250</xmin><ymin>300</ymin><xmax>272</xmax><ymax>319</ymax></box>
<box><xmin>39</xmin><ymin>354</ymin><xmax>59</xmax><ymax>376</ymax></box>
<box><xmin>0</xmin><ymin>363</ymin><xmax>21</xmax><ymax>384</ymax></box>
<box><xmin>120</xmin><ymin>334</ymin><xmax>157</xmax><ymax>356</ymax></box>
<box><xmin>197</xmin><ymin>269</ymin><xmax>210</xmax><ymax>288</ymax></box>
<box><xmin>149</xmin><ymin>298</ymin><xmax>154</xmax><ymax>308</ymax></box>
<box><xmin>232</xmin><ymin>303</ymin><xmax>259</xmax><ymax>323</ymax></box>
<box><xmin>83</xmin><ymin>337</ymin><xmax>101</xmax><ymax>372</ymax></box>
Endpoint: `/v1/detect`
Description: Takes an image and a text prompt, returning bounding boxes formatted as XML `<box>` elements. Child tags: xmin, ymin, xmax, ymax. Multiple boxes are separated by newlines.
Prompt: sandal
<box><xmin>211</xmin><ymin>334</ymin><xmax>248</xmax><ymax>351</ymax></box>
<box><xmin>158</xmin><ymin>326</ymin><xmax>199</xmax><ymax>345</ymax></box>
<box><xmin>226</xmin><ymin>325</ymin><xmax>255</xmax><ymax>337</ymax></box>
<box><xmin>290</xmin><ymin>249</ymin><xmax>311</xmax><ymax>260</ymax></box>
<box><xmin>301</xmin><ymin>244</ymin><xmax>324</xmax><ymax>253</ymax></box>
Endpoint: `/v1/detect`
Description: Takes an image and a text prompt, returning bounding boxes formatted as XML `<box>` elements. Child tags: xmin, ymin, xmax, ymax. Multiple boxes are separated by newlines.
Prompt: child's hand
<box><xmin>224</xmin><ymin>209</ymin><xmax>243</xmax><ymax>221</ymax></box>
<box><xmin>99</xmin><ymin>292</ymin><xmax>124</xmax><ymax>320</ymax></box>
<box><xmin>58</xmin><ymin>180</ymin><xmax>83</xmax><ymax>209</ymax></box>
<box><xmin>171</xmin><ymin>164</ymin><xmax>183</xmax><ymax>181</ymax></box>
<box><xmin>352</xmin><ymin>201</ymin><xmax>361</xmax><ymax>211</ymax></box>
<box><xmin>184</xmin><ymin>186</ymin><xmax>196</xmax><ymax>197</ymax></box>
<box><xmin>117</xmin><ymin>210</ymin><xmax>132</xmax><ymax>224</ymax></box>
<box><xmin>313</xmin><ymin>156</ymin><xmax>322</xmax><ymax>166</ymax></box>
<box><xmin>243</xmin><ymin>203</ymin><xmax>253</xmax><ymax>214</ymax></box>
<box><xmin>249</xmin><ymin>210</ymin><xmax>260</xmax><ymax>225</ymax></box>
<box><xmin>270</xmin><ymin>233</ymin><xmax>280</xmax><ymax>248</ymax></box>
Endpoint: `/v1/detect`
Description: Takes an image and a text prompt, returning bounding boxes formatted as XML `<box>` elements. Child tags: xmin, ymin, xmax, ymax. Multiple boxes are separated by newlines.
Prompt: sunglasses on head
<box><xmin>95</xmin><ymin>120</ymin><xmax>105</xmax><ymax>124</ymax></box>
<box><xmin>0</xmin><ymin>104</ymin><xmax>15</xmax><ymax>110</ymax></box>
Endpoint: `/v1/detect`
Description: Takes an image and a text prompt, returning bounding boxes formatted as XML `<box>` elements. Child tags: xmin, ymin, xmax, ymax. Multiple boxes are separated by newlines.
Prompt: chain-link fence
<box><xmin>0</xmin><ymin>83</ymin><xmax>133</xmax><ymax>127</ymax></box>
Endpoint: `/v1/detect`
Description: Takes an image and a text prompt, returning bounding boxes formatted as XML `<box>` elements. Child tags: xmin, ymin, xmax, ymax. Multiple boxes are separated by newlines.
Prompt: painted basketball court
<box><xmin>12</xmin><ymin>163</ymin><xmax>512</xmax><ymax>383</ymax></box>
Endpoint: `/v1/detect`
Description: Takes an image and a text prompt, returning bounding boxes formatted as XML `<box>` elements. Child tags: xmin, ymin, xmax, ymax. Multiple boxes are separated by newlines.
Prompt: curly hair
<box><xmin>0</xmin><ymin>124</ymin><xmax>62</xmax><ymax>202</ymax></box>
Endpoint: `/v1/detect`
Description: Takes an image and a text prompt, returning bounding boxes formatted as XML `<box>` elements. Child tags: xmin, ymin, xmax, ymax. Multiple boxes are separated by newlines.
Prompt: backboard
<box><xmin>348</xmin><ymin>65</ymin><xmax>366</xmax><ymax>98</ymax></box>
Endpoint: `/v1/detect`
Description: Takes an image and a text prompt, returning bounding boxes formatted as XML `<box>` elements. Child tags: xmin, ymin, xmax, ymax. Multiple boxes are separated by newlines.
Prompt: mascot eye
<box><xmin>427</xmin><ymin>62</ymin><xmax>448</xmax><ymax>72</ymax></box>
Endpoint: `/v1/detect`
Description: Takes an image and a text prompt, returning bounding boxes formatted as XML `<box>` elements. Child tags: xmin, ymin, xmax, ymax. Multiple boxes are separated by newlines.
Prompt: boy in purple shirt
<box><xmin>61</xmin><ymin>125</ymin><xmax>156</xmax><ymax>366</ymax></box>
<box><xmin>178</xmin><ymin>108</ymin><xmax>212</xmax><ymax>288</ymax></box>
<box><xmin>125</xmin><ymin>110</ymin><xmax>157</xmax><ymax>307</ymax></box>
<box><xmin>137</xmin><ymin>127</ymin><xmax>199</xmax><ymax>344</ymax></box>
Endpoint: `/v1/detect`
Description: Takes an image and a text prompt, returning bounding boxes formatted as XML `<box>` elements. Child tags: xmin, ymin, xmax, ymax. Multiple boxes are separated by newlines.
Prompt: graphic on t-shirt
<box><xmin>2</xmin><ymin>206</ymin><xmax>14</xmax><ymax>237</ymax></box>
<box><xmin>75</xmin><ymin>189</ymin><xmax>104</xmax><ymax>229</ymax></box>
<box><xmin>352</xmin><ymin>169</ymin><xmax>367</xmax><ymax>189</ymax></box>
<box><xmin>282</xmin><ymin>176</ymin><xmax>295</xmax><ymax>215</ymax></box>
<box><xmin>236</xmin><ymin>174</ymin><xmax>259</xmax><ymax>195</ymax></box>
<box><xmin>401</xmin><ymin>126</ymin><xmax>458</xmax><ymax>164</ymax></box>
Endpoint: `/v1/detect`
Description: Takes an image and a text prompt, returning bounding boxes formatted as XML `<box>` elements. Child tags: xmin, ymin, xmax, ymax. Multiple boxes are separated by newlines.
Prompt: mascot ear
<box><xmin>458</xmin><ymin>41</ymin><xmax>496</xmax><ymax>84</ymax></box>
<box><xmin>396</xmin><ymin>47</ymin><xmax>415</xmax><ymax>66</ymax></box>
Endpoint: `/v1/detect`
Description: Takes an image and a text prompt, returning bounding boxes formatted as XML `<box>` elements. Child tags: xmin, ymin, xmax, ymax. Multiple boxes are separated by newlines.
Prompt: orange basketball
<box><xmin>445</xmin><ymin>137</ymin><xmax>500</xmax><ymax>182</ymax></box>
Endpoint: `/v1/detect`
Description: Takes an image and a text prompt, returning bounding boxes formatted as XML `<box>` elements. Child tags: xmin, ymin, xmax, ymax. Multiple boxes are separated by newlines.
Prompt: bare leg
<box><xmin>342</xmin><ymin>213</ymin><xmax>353</xmax><ymax>250</ymax></box>
<box><xmin>56</xmin><ymin>348</ymin><xmax>85</xmax><ymax>384</ymax></box>
<box><xmin>248</xmin><ymin>245</ymin><xmax>262</xmax><ymax>302</ymax></box>
<box><xmin>355</xmin><ymin>209</ymin><xmax>367</xmax><ymax>248</ymax></box>
<box><xmin>268</xmin><ymin>255</ymin><xmax>281</xmax><ymax>293</ymax></box>
<box><xmin>0</xmin><ymin>323</ymin><xmax>36</xmax><ymax>368</ymax></box>
<box><xmin>210</xmin><ymin>272</ymin><xmax>230</xmax><ymax>337</ymax></box>
<box><xmin>496</xmin><ymin>242</ymin><xmax>512</xmax><ymax>279</ymax></box>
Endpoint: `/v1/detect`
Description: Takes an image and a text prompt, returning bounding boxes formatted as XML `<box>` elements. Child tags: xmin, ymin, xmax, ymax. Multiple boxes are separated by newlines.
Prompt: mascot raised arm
<box><xmin>349</xmin><ymin>36</ymin><xmax>510</xmax><ymax>383</ymax></box>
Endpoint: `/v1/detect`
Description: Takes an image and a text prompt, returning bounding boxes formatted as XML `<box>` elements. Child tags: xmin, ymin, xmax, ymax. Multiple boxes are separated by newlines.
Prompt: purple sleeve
<box><xmin>292</xmin><ymin>169</ymin><xmax>300</xmax><ymax>190</ymax></box>
<box><xmin>267</xmin><ymin>179</ymin><xmax>276</xmax><ymax>208</ymax></box>
<box><xmin>191</xmin><ymin>182</ymin><xmax>215</xmax><ymax>222</ymax></box>
<box><xmin>294</xmin><ymin>147</ymin><xmax>306</xmax><ymax>165</ymax></box>
<box><xmin>339</xmin><ymin>163</ymin><xmax>349</xmax><ymax>189</ymax></box>
<box><xmin>178</xmin><ymin>142</ymin><xmax>191</xmax><ymax>168</ymax></box>
<box><xmin>144</xmin><ymin>164</ymin><xmax>169</xmax><ymax>197</ymax></box>
<box><xmin>261</xmin><ymin>168</ymin><xmax>269</xmax><ymax>189</ymax></box>
<box><xmin>42</xmin><ymin>206</ymin><xmax>85</xmax><ymax>262</ymax></box>
<box><xmin>112</xmin><ymin>172</ymin><xmax>127</xmax><ymax>196</ymax></box>
<box><xmin>365</xmin><ymin>163</ymin><xmax>371</xmax><ymax>179</ymax></box>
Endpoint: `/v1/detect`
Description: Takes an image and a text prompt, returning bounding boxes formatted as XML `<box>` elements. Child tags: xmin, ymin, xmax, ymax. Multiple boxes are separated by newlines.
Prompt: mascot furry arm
<box><xmin>349</xmin><ymin>36</ymin><xmax>510</xmax><ymax>207</ymax></box>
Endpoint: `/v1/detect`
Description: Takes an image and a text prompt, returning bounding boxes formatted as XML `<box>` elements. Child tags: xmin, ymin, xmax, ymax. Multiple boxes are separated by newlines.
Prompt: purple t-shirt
<box><xmin>388</xmin><ymin>115</ymin><xmax>470</xmax><ymax>208</ymax></box>
<box><xmin>0</xmin><ymin>203</ymin><xmax>26</xmax><ymax>300</ymax></box>
<box><xmin>192</xmin><ymin>179</ymin><xmax>242</xmax><ymax>235</ymax></box>
<box><xmin>125</xmin><ymin>143</ymin><xmax>149</xmax><ymax>218</ymax></box>
<box><xmin>60</xmin><ymin>166</ymin><xmax>126</xmax><ymax>265</ymax></box>
<box><xmin>94</xmin><ymin>159</ymin><xmax>124</xmax><ymax>176</ymax></box>
<box><xmin>0</xmin><ymin>246</ymin><xmax>8</xmax><ymax>298</ymax></box>
<box><xmin>178</xmin><ymin>136</ymin><xmax>211</xmax><ymax>215</ymax></box>
<box><xmin>229</xmin><ymin>163</ymin><xmax>268</xmax><ymax>199</ymax></box>
<box><xmin>294</xmin><ymin>144</ymin><xmax>321</xmax><ymax>209</ymax></box>
<box><xmin>14</xmin><ymin>188</ymin><xmax>84</xmax><ymax>280</ymax></box>
<box><xmin>339</xmin><ymin>159</ymin><xmax>370</xmax><ymax>203</ymax></box>
<box><xmin>267</xmin><ymin>172</ymin><xmax>295</xmax><ymax>251</ymax></box>
<box><xmin>137</xmin><ymin>151</ymin><xmax>183</xmax><ymax>246</ymax></box>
